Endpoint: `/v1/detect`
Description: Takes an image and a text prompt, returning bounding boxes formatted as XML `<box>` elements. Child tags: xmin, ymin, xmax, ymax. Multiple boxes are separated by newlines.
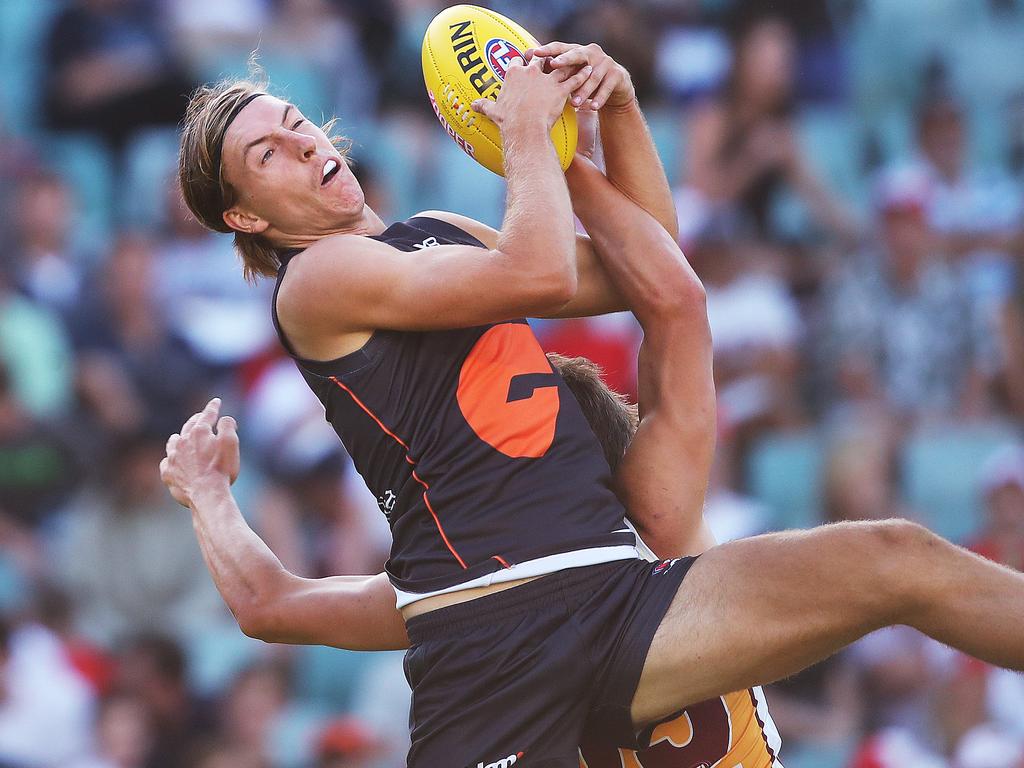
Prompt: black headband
<box><xmin>212</xmin><ymin>91</ymin><xmax>266</xmax><ymax>187</ymax></box>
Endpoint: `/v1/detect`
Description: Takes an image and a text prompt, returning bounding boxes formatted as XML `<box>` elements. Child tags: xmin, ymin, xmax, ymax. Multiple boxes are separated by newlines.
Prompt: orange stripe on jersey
<box><xmin>329</xmin><ymin>376</ymin><xmax>410</xmax><ymax>449</ymax></box>
<box><xmin>329</xmin><ymin>376</ymin><xmax>468</xmax><ymax>570</ymax></box>
<box><xmin>412</xmin><ymin>468</ymin><xmax>468</xmax><ymax>569</ymax></box>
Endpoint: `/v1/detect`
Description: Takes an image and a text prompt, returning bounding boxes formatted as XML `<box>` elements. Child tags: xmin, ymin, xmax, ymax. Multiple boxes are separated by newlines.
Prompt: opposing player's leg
<box><xmin>631</xmin><ymin>518</ymin><xmax>1024</xmax><ymax>728</ymax></box>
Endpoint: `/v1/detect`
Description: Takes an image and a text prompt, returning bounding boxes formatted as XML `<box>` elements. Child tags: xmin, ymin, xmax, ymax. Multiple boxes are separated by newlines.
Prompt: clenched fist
<box><xmin>161</xmin><ymin>398</ymin><xmax>240</xmax><ymax>508</ymax></box>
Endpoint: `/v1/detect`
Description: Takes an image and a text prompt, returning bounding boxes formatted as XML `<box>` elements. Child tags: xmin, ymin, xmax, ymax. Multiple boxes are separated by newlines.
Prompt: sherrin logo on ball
<box><xmin>484</xmin><ymin>38</ymin><xmax>525</xmax><ymax>81</ymax></box>
<box><xmin>421</xmin><ymin>4</ymin><xmax>577</xmax><ymax>177</ymax></box>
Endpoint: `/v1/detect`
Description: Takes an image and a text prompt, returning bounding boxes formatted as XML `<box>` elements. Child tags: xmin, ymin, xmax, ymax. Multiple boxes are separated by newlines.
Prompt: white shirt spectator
<box><xmin>0</xmin><ymin>624</ymin><xmax>94</xmax><ymax>767</ymax></box>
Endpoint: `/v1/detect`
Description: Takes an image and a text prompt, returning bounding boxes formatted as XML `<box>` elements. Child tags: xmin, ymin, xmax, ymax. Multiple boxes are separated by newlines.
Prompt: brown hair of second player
<box><xmin>547</xmin><ymin>353</ymin><xmax>638</xmax><ymax>473</ymax></box>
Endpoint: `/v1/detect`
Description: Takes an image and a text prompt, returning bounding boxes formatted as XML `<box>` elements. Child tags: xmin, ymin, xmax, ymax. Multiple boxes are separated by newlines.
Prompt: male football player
<box><xmin>170</xmin><ymin>40</ymin><xmax>1024</xmax><ymax>767</ymax></box>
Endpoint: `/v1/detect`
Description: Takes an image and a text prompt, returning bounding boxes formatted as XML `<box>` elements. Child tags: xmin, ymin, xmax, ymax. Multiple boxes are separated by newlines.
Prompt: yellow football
<box><xmin>421</xmin><ymin>4</ymin><xmax>578</xmax><ymax>177</ymax></box>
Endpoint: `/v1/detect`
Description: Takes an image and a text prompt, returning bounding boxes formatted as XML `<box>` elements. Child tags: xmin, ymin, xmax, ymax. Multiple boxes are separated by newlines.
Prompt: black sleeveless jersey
<box><xmin>271</xmin><ymin>216</ymin><xmax>636</xmax><ymax>596</ymax></box>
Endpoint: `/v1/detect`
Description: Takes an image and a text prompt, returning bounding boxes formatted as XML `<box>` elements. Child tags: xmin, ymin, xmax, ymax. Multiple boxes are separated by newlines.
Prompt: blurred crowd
<box><xmin>0</xmin><ymin>0</ymin><xmax>1023</xmax><ymax>766</ymax></box>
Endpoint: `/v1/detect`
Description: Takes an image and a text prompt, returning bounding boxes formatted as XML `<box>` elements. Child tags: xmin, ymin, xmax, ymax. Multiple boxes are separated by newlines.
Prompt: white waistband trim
<box><xmin>392</xmin><ymin>544</ymin><xmax>643</xmax><ymax>609</ymax></box>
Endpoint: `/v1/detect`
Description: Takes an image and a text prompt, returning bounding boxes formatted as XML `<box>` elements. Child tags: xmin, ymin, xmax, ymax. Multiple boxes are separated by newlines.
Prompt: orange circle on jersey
<box><xmin>457</xmin><ymin>324</ymin><xmax>559</xmax><ymax>458</ymax></box>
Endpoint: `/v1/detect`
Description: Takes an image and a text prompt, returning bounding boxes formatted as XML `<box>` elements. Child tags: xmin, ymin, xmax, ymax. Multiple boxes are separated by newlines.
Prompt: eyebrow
<box><xmin>242</xmin><ymin>104</ymin><xmax>294</xmax><ymax>165</ymax></box>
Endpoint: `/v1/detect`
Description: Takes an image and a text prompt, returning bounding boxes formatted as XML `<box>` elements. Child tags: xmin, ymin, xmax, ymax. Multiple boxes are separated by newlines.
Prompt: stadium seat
<box><xmin>193</xmin><ymin>49</ymin><xmax>331</xmax><ymax>120</ymax></box>
<box><xmin>0</xmin><ymin>0</ymin><xmax>61</xmax><ymax>136</ymax></box>
<box><xmin>797</xmin><ymin>105</ymin><xmax>868</xmax><ymax>207</ymax></box>
<box><xmin>293</xmin><ymin>644</ymin><xmax>368</xmax><ymax>713</ymax></box>
<box><xmin>122</xmin><ymin>128</ymin><xmax>181</xmax><ymax>229</ymax></box>
<box><xmin>268</xmin><ymin>702</ymin><xmax>329</xmax><ymax>768</ymax></box>
<box><xmin>646</xmin><ymin>106</ymin><xmax>686</xmax><ymax>188</ymax></box>
<box><xmin>184</xmin><ymin>622</ymin><xmax>262</xmax><ymax>697</ymax></box>
<box><xmin>0</xmin><ymin>555</ymin><xmax>28</xmax><ymax>614</ymax></box>
<box><xmin>746</xmin><ymin>430</ymin><xmax>825</xmax><ymax>532</ymax></box>
<box><xmin>901</xmin><ymin>423</ymin><xmax>1019</xmax><ymax>544</ymax></box>
<box><xmin>42</xmin><ymin>132</ymin><xmax>114</xmax><ymax>253</ymax></box>
<box><xmin>429</xmin><ymin>137</ymin><xmax>506</xmax><ymax>227</ymax></box>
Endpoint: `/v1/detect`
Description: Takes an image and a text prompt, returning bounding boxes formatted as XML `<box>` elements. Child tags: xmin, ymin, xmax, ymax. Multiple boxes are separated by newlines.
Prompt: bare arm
<box><xmin>161</xmin><ymin>400</ymin><xmax>409</xmax><ymax>651</ymax></box>
<box><xmin>413</xmin><ymin>209</ymin><xmax>628</xmax><ymax>319</ymax></box>
<box><xmin>280</xmin><ymin>58</ymin><xmax>595</xmax><ymax>337</ymax></box>
<box><xmin>530</xmin><ymin>42</ymin><xmax>678</xmax><ymax>240</ymax></box>
<box><xmin>567</xmin><ymin>157</ymin><xmax>717</xmax><ymax>557</ymax></box>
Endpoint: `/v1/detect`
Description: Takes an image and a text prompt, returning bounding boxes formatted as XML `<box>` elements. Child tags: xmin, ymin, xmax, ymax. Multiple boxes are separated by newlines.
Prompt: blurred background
<box><xmin>0</xmin><ymin>0</ymin><xmax>1023</xmax><ymax>766</ymax></box>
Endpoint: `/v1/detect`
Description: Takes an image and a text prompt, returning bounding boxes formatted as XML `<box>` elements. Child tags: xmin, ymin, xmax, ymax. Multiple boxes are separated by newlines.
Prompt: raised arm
<box><xmin>530</xmin><ymin>42</ymin><xmax>678</xmax><ymax>240</ymax></box>
<box><xmin>567</xmin><ymin>156</ymin><xmax>716</xmax><ymax>557</ymax></box>
<box><xmin>279</xmin><ymin>57</ymin><xmax>597</xmax><ymax>339</ymax></box>
<box><xmin>161</xmin><ymin>399</ymin><xmax>409</xmax><ymax>651</ymax></box>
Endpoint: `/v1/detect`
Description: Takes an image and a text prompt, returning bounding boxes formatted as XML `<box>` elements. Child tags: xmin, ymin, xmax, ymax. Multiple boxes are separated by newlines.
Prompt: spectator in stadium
<box><xmin>0</xmin><ymin>270</ymin><xmax>73</xmax><ymax>420</ymax></box>
<box><xmin>55</xmin><ymin>428</ymin><xmax>226</xmax><ymax>647</ymax></box>
<box><xmin>0</xmin><ymin>112</ymin><xmax>40</xmax><ymax>248</ymax></box>
<box><xmin>69</xmin><ymin>691</ymin><xmax>156</xmax><ymax>768</ymax></box>
<box><xmin>189</xmin><ymin>742</ymin><xmax>269</xmax><ymax>768</ymax></box>
<box><xmin>848</xmin><ymin>627</ymin><xmax>957</xmax><ymax>761</ymax></box>
<box><xmin>10</xmin><ymin>171</ymin><xmax>87</xmax><ymax>317</ymax></box>
<box><xmin>1000</xmin><ymin>254</ymin><xmax>1024</xmax><ymax>418</ymax></box>
<box><xmin>71</xmin><ymin>233</ymin><xmax>210</xmax><ymax>441</ymax></box>
<box><xmin>41</xmin><ymin>0</ymin><xmax>193</xmax><ymax>167</ymax></box>
<box><xmin>820</xmin><ymin>167</ymin><xmax>989</xmax><ymax>423</ymax></box>
<box><xmin>0</xmin><ymin>613</ymin><xmax>95</xmax><ymax>767</ymax></box>
<box><xmin>0</xmin><ymin>363</ymin><xmax>79</xmax><ymax>535</ymax></box>
<box><xmin>244</xmin><ymin>358</ymin><xmax>389</xmax><ymax>579</ymax></box>
<box><xmin>912</xmin><ymin>94</ymin><xmax>1022</xmax><ymax>265</ymax></box>
<box><xmin>155</xmin><ymin>185</ymin><xmax>275</xmax><ymax>371</ymax></box>
<box><xmin>684</xmin><ymin>14</ymin><xmax>855</xmax><ymax>244</ymax></box>
<box><xmin>112</xmin><ymin>634</ymin><xmax>212</xmax><ymax>768</ymax></box>
<box><xmin>254</xmin><ymin>451</ymin><xmax>386</xmax><ymax>580</ymax></box>
<box><xmin>909</xmin><ymin>94</ymin><xmax>1023</xmax><ymax>396</ymax></box>
<box><xmin>969</xmin><ymin>444</ymin><xmax>1024</xmax><ymax>571</ymax></box>
<box><xmin>822</xmin><ymin>422</ymin><xmax>908</xmax><ymax>526</ymax></box>
<box><xmin>684</xmin><ymin>212</ymin><xmax>804</xmax><ymax>470</ymax></box>
<box><xmin>763</xmin><ymin>654</ymin><xmax>862</xmax><ymax>766</ymax></box>
<box><xmin>216</xmin><ymin>663</ymin><xmax>289</xmax><ymax>767</ymax></box>
<box><xmin>314</xmin><ymin>716</ymin><xmax>380</xmax><ymax>768</ymax></box>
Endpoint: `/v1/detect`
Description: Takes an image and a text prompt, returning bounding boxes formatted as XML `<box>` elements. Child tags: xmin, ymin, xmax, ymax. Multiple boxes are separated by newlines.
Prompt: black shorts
<box><xmin>403</xmin><ymin>556</ymin><xmax>697</xmax><ymax>768</ymax></box>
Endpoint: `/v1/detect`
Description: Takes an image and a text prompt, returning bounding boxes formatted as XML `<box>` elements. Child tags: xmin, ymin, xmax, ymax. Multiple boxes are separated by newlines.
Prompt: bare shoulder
<box><xmin>413</xmin><ymin>210</ymin><xmax>499</xmax><ymax>249</ymax></box>
<box><xmin>277</xmin><ymin>233</ymin><xmax>390</xmax><ymax>338</ymax></box>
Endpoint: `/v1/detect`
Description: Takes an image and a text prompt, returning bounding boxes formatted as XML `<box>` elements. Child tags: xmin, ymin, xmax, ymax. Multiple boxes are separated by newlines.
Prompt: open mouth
<box><xmin>321</xmin><ymin>158</ymin><xmax>341</xmax><ymax>186</ymax></box>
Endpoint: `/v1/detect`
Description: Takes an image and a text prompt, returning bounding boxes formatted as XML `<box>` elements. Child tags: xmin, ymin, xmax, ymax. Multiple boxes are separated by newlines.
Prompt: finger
<box><xmin>196</xmin><ymin>397</ymin><xmax>221</xmax><ymax>432</ymax></box>
<box><xmin>589</xmin><ymin>70</ymin><xmax>623</xmax><ymax>111</ymax></box>
<box><xmin>528</xmin><ymin>42</ymin><xmax>572</xmax><ymax>59</ymax></box>
<box><xmin>216</xmin><ymin>415</ymin><xmax>238</xmax><ymax>442</ymax></box>
<box><xmin>561</xmin><ymin>65</ymin><xmax>594</xmax><ymax>96</ymax></box>
<box><xmin>159</xmin><ymin>457</ymin><xmax>170</xmax><ymax>480</ymax></box>
<box><xmin>550</xmin><ymin>48</ymin><xmax>591</xmax><ymax>69</ymax></box>
<box><xmin>526</xmin><ymin>53</ymin><xmax>545</xmax><ymax>70</ymax></box>
<box><xmin>471</xmin><ymin>98</ymin><xmax>497</xmax><ymax>119</ymax></box>
<box><xmin>180</xmin><ymin>411</ymin><xmax>204</xmax><ymax>435</ymax></box>
<box><xmin>166</xmin><ymin>433</ymin><xmax>180</xmax><ymax>454</ymax></box>
<box><xmin>552</xmin><ymin>62</ymin><xmax>588</xmax><ymax>84</ymax></box>
<box><xmin>572</xmin><ymin>65</ymin><xmax>606</xmax><ymax>106</ymax></box>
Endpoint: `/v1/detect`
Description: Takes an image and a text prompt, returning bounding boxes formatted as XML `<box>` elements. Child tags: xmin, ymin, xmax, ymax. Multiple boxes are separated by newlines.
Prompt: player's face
<box><xmin>220</xmin><ymin>95</ymin><xmax>364</xmax><ymax>242</ymax></box>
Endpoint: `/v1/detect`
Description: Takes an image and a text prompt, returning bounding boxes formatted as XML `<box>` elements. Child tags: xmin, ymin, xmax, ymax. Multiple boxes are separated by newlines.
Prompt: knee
<box><xmin>855</xmin><ymin>518</ymin><xmax>944</xmax><ymax>610</ymax></box>
<box><xmin>864</xmin><ymin>518</ymin><xmax>936</xmax><ymax>551</ymax></box>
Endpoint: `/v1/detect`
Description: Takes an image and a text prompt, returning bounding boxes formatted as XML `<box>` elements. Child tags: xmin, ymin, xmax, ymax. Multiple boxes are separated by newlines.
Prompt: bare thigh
<box><xmin>630</xmin><ymin>521</ymin><xmax>910</xmax><ymax>727</ymax></box>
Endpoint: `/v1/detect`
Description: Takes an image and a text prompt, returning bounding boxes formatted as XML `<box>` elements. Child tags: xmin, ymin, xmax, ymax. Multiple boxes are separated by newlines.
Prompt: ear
<box><xmin>222</xmin><ymin>205</ymin><xmax>270</xmax><ymax>235</ymax></box>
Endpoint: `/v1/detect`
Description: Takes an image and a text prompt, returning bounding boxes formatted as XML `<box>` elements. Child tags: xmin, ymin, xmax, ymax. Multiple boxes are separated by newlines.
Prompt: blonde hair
<box><xmin>178</xmin><ymin>68</ymin><xmax>350</xmax><ymax>282</ymax></box>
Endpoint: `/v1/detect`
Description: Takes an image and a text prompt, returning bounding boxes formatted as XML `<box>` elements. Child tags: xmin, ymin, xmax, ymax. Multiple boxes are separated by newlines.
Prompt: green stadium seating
<box><xmin>747</xmin><ymin>430</ymin><xmax>825</xmax><ymax>531</ymax></box>
<box><xmin>901</xmin><ymin>423</ymin><xmax>1019</xmax><ymax>544</ymax></box>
